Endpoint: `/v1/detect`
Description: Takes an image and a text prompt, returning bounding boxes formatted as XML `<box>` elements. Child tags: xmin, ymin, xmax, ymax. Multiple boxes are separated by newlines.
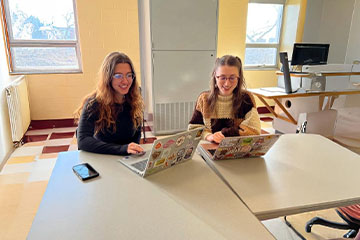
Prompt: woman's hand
<box><xmin>205</xmin><ymin>131</ymin><xmax>225</xmax><ymax>143</ymax></box>
<box><xmin>127</xmin><ymin>142</ymin><xmax>144</xmax><ymax>154</ymax></box>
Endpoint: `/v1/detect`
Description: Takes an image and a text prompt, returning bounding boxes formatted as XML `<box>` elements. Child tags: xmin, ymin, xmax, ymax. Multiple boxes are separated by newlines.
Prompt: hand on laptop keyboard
<box><xmin>127</xmin><ymin>142</ymin><xmax>144</xmax><ymax>154</ymax></box>
<box><xmin>133</xmin><ymin>151</ymin><xmax>146</xmax><ymax>156</ymax></box>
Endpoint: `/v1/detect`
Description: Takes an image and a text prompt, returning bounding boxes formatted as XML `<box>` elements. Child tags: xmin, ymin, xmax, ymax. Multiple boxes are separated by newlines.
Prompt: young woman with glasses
<box><xmin>75</xmin><ymin>52</ymin><xmax>144</xmax><ymax>155</ymax></box>
<box><xmin>188</xmin><ymin>55</ymin><xmax>261</xmax><ymax>143</ymax></box>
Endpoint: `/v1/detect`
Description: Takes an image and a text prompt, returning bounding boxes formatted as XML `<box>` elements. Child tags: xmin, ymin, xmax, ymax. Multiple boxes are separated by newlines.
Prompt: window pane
<box><xmin>8</xmin><ymin>0</ymin><xmax>76</xmax><ymax>40</ymax></box>
<box><xmin>246</xmin><ymin>3</ymin><xmax>283</xmax><ymax>44</ymax></box>
<box><xmin>245</xmin><ymin>48</ymin><xmax>277</xmax><ymax>66</ymax></box>
<box><xmin>12</xmin><ymin>47</ymin><xmax>79</xmax><ymax>71</ymax></box>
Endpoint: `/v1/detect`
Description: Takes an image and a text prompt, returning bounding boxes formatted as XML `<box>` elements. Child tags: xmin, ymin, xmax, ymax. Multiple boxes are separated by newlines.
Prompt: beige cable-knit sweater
<box><xmin>188</xmin><ymin>91</ymin><xmax>261</xmax><ymax>140</ymax></box>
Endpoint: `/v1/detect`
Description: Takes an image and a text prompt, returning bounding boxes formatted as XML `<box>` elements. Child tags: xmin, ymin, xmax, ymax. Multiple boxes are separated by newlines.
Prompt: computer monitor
<box><xmin>290</xmin><ymin>43</ymin><xmax>330</xmax><ymax>66</ymax></box>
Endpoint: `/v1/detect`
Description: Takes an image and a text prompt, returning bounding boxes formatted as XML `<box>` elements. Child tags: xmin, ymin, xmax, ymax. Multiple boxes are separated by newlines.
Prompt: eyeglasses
<box><xmin>113</xmin><ymin>73</ymin><xmax>135</xmax><ymax>81</ymax></box>
<box><xmin>215</xmin><ymin>75</ymin><xmax>239</xmax><ymax>82</ymax></box>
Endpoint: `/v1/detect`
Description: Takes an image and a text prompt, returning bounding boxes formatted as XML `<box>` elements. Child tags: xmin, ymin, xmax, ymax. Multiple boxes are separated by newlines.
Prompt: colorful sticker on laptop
<box><xmin>177</xmin><ymin>148</ymin><xmax>185</xmax><ymax>156</ymax></box>
<box><xmin>147</xmin><ymin>161</ymin><xmax>153</xmax><ymax>169</ymax></box>
<box><xmin>176</xmin><ymin>148</ymin><xmax>185</xmax><ymax>162</ymax></box>
<box><xmin>227</xmin><ymin>146</ymin><xmax>238</xmax><ymax>154</ymax></box>
<box><xmin>167</xmin><ymin>152</ymin><xmax>176</xmax><ymax>162</ymax></box>
<box><xmin>161</xmin><ymin>149</ymin><xmax>171</xmax><ymax>158</ymax></box>
<box><xmin>234</xmin><ymin>152</ymin><xmax>246</xmax><ymax>158</ymax></box>
<box><xmin>151</xmin><ymin>151</ymin><xmax>161</xmax><ymax>160</ymax></box>
<box><xmin>176</xmin><ymin>135</ymin><xmax>186</xmax><ymax>146</ymax></box>
<box><xmin>215</xmin><ymin>149</ymin><xmax>228</xmax><ymax>159</ymax></box>
<box><xmin>154</xmin><ymin>158</ymin><xmax>165</xmax><ymax>167</ymax></box>
<box><xmin>222</xmin><ymin>139</ymin><xmax>238</xmax><ymax>147</ymax></box>
<box><xmin>195</xmin><ymin>129</ymin><xmax>203</xmax><ymax>138</ymax></box>
<box><xmin>241</xmin><ymin>138</ymin><xmax>253</xmax><ymax>145</ymax></box>
<box><xmin>186</xmin><ymin>140</ymin><xmax>194</xmax><ymax>148</ymax></box>
<box><xmin>240</xmin><ymin>144</ymin><xmax>252</xmax><ymax>153</ymax></box>
<box><xmin>252</xmin><ymin>145</ymin><xmax>263</xmax><ymax>151</ymax></box>
<box><xmin>252</xmin><ymin>138</ymin><xmax>264</xmax><ymax>148</ymax></box>
<box><xmin>163</xmin><ymin>139</ymin><xmax>175</xmax><ymax>148</ymax></box>
<box><xmin>155</xmin><ymin>142</ymin><xmax>162</xmax><ymax>149</ymax></box>
<box><xmin>145</xmin><ymin>168</ymin><xmax>158</xmax><ymax>175</ymax></box>
<box><xmin>183</xmin><ymin>147</ymin><xmax>194</xmax><ymax>159</ymax></box>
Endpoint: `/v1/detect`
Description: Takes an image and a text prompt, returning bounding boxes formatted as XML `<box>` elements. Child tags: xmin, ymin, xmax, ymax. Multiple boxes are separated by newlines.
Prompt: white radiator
<box><xmin>5</xmin><ymin>76</ymin><xmax>31</xmax><ymax>145</ymax></box>
<box><xmin>154</xmin><ymin>101</ymin><xmax>195</xmax><ymax>134</ymax></box>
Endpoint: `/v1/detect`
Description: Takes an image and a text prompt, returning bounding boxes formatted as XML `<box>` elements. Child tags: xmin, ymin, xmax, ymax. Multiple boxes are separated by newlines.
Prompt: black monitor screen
<box><xmin>290</xmin><ymin>43</ymin><xmax>330</xmax><ymax>66</ymax></box>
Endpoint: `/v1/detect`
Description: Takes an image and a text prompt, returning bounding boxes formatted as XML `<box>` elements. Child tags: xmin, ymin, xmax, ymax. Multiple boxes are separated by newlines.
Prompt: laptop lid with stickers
<box><xmin>118</xmin><ymin>127</ymin><xmax>204</xmax><ymax>177</ymax></box>
<box><xmin>199</xmin><ymin>134</ymin><xmax>280</xmax><ymax>161</ymax></box>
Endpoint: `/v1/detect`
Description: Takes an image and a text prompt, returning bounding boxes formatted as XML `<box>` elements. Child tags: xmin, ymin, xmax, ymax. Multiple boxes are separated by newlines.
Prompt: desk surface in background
<box><xmin>248</xmin><ymin>87</ymin><xmax>360</xmax><ymax>99</ymax></box>
<box><xmin>205</xmin><ymin>134</ymin><xmax>360</xmax><ymax>220</ymax></box>
<box><xmin>248</xmin><ymin>88</ymin><xmax>360</xmax><ymax>125</ymax></box>
<box><xmin>27</xmin><ymin>150</ymin><xmax>274</xmax><ymax>240</ymax></box>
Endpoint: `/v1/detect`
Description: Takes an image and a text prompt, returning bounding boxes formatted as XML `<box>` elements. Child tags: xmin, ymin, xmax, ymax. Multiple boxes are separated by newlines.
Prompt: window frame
<box><xmin>244</xmin><ymin>0</ymin><xmax>285</xmax><ymax>70</ymax></box>
<box><xmin>0</xmin><ymin>0</ymin><xmax>82</xmax><ymax>74</ymax></box>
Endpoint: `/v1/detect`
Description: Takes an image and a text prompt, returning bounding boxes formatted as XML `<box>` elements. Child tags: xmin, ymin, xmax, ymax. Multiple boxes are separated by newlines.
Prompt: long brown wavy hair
<box><xmin>207</xmin><ymin>55</ymin><xmax>247</xmax><ymax>117</ymax></box>
<box><xmin>74</xmin><ymin>52</ymin><xmax>143</xmax><ymax>135</ymax></box>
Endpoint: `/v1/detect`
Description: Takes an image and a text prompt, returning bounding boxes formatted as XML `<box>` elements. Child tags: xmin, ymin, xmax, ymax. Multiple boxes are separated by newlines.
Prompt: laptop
<box><xmin>198</xmin><ymin>134</ymin><xmax>280</xmax><ymax>161</ymax></box>
<box><xmin>118</xmin><ymin>127</ymin><xmax>204</xmax><ymax>177</ymax></box>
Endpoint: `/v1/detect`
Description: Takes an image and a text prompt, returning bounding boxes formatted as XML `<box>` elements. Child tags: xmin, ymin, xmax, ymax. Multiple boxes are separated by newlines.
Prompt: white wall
<box><xmin>345</xmin><ymin>0</ymin><xmax>360</xmax><ymax>64</ymax></box>
<box><xmin>0</xmin><ymin>23</ymin><xmax>15</xmax><ymax>168</ymax></box>
<box><xmin>302</xmin><ymin>0</ymin><xmax>355</xmax><ymax>64</ymax></box>
<box><xmin>302</xmin><ymin>0</ymin><xmax>323</xmax><ymax>42</ymax></box>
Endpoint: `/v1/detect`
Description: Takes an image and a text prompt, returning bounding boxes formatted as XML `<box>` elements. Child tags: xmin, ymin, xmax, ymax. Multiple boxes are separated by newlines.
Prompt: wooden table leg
<box><xmin>257</xmin><ymin>96</ymin><xmax>278</xmax><ymax>118</ymax></box>
<box><xmin>273</xmin><ymin>98</ymin><xmax>297</xmax><ymax>125</ymax></box>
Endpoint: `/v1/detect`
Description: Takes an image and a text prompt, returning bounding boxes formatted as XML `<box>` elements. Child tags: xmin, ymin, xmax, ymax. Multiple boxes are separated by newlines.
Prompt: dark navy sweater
<box><xmin>77</xmin><ymin>99</ymin><xmax>141</xmax><ymax>155</ymax></box>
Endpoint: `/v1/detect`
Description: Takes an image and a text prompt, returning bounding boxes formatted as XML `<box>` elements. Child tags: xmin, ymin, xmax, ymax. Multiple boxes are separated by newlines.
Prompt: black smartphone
<box><xmin>72</xmin><ymin>163</ymin><xmax>99</xmax><ymax>181</ymax></box>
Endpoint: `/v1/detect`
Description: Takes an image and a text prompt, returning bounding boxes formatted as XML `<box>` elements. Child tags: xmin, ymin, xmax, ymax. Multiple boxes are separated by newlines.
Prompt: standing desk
<box><xmin>27</xmin><ymin>150</ymin><xmax>274</xmax><ymax>239</ymax></box>
<box><xmin>204</xmin><ymin>134</ymin><xmax>360</xmax><ymax>220</ymax></box>
<box><xmin>248</xmin><ymin>88</ymin><xmax>360</xmax><ymax>125</ymax></box>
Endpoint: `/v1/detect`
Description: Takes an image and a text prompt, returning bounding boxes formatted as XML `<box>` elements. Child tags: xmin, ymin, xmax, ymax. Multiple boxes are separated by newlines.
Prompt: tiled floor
<box><xmin>0</xmin><ymin>117</ymin><xmax>350</xmax><ymax>240</ymax></box>
<box><xmin>0</xmin><ymin>122</ymin><xmax>157</xmax><ymax>240</ymax></box>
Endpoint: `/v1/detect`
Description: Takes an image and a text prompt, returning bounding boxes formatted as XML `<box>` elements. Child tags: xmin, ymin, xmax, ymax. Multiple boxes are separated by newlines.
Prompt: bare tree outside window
<box><xmin>1</xmin><ymin>0</ymin><xmax>81</xmax><ymax>73</ymax></box>
<box><xmin>245</xmin><ymin>3</ymin><xmax>283</xmax><ymax>68</ymax></box>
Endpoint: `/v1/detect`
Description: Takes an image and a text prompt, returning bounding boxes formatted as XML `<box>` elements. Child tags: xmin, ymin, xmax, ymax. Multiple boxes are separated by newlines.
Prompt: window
<box><xmin>244</xmin><ymin>0</ymin><xmax>284</xmax><ymax>69</ymax></box>
<box><xmin>0</xmin><ymin>0</ymin><xmax>81</xmax><ymax>74</ymax></box>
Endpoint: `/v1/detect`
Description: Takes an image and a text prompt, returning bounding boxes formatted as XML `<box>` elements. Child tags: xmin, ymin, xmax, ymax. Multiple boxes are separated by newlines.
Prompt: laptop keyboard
<box><xmin>131</xmin><ymin>160</ymin><xmax>148</xmax><ymax>172</ymax></box>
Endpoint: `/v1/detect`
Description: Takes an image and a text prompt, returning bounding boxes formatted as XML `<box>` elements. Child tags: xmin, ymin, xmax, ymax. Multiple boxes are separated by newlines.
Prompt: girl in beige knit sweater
<box><xmin>188</xmin><ymin>55</ymin><xmax>261</xmax><ymax>143</ymax></box>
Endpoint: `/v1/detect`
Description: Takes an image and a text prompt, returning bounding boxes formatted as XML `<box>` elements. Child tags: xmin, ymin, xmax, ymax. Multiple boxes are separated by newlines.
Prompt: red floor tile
<box><xmin>260</xmin><ymin>117</ymin><xmax>273</xmax><ymax>122</ymax></box>
<box><xmin>23</xmin><ymin>134</ymin><xmax>48</xmax><ymax>143</ymax></box>
<box><xmin>29</xmin><ymin>119</ymin><xmax>77</xmax><ymax>129</ymax></box>
<box><xmin>42</xmin><ymin>145</ymin><xmax>70</xmax><ymax>154</ymax></box>
<box><xmin>49</xmin><ymin>132</ymin><xmax>75</xmax><ymax>140</ymax></box>
<box><xmin>257</xmin><ymin>106</ymin><xmax>274</xmax><ymax>114</ymax></box>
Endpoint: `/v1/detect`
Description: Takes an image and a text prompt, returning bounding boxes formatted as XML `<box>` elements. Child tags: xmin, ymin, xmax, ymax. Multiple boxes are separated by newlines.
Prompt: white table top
<box><xmin>205</xmin><ymin>134</ymin><xmax>360</xmax><ymax>220</ymax></box>
<box><xmin>28</xmin><ymin>150</ymin><xmax>274</xmax><ymax>240</ymax></box>
<box><xmin>248</xmin><ymin>87</ymin><xmax>360</xmax><ymax>99</ymax></box>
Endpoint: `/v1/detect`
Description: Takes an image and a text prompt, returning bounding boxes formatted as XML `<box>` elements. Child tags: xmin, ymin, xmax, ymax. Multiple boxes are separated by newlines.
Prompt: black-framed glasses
<box><xmin>113</xmin><ymin>73</ymin><xmax>135</xmax><ymax>81</ymax></box>
<box><xmin>215</xmin><ymin>75</ymin><xmax>239</xmax><ymax>82</ymax></box>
